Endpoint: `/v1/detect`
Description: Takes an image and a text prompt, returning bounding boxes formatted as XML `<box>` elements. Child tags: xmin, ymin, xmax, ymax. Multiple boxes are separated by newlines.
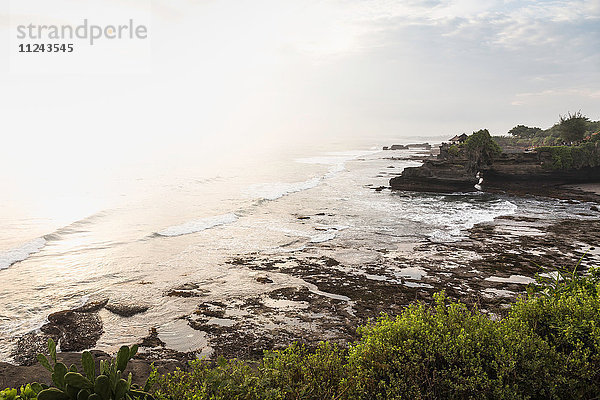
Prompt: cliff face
<box><xmin>390</xmin><ymin>151</ymin><xmax>600</xmax><ymax>196</ymax></box>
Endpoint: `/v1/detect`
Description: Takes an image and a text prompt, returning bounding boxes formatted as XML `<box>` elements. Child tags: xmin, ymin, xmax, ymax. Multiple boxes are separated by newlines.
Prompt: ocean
<box><xmin>0</xmin><ymin>138</ymin><xmax>597</xmax><ymax>360</ymax></box>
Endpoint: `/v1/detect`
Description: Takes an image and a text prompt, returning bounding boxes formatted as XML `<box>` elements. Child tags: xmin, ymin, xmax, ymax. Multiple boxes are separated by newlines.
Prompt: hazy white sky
<box><xmin>1</xmin><ymin>0</ymin><xmax>599</xmax><ymax>172</ymax></box>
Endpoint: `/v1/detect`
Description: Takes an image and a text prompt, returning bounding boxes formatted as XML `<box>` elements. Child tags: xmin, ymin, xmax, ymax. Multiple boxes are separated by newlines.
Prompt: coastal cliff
<box><xmin>390</xmin><ymin>145</ymin><xmax>600</xmax><ymax>200</ymax></box>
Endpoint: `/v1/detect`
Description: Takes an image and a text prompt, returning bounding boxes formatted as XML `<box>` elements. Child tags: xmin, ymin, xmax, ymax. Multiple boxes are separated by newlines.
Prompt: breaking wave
<box><xmin>0</xmin><ymin>238</ymin><xmax>47</xmax><ymax>270</ymax></box>
<box><xmin>156</xmin><ymin>213</ymin><xmax>239</xmax><ymax>237</ymax></box>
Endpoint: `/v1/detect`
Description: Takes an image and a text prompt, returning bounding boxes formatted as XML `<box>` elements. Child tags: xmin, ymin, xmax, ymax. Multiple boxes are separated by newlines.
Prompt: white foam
<box><xmin>0</xmin><ymin>237</ymin><xmax>47</xmax><ymax>270</ymax></box>
<box><xmin>247</xmin><ymin>178</ymin><xmax>321</xmax><ymax>201</ymax></box>
<box><xmin>156</xmin><ymin>213</ymin><xmax>238</xmax><ymax>237</ymax></box>
<box><xmin>295</xmin><ymin>150</ymin><xmax>376</xmax><ymax>166</ymax></box>
<box><xmin>406</xmin><ymin>199</ymin><xmax>517</xmax><ymax>243</ymax></box>
<box><xmin>298</xmin><ymin>150</ymin><xmax>377</xmax><ymax>179</ymax></box>
<box><xmin>310</xmin><ymin>232</ymin><xmax>336</xmax><ymax>243</ymax></box>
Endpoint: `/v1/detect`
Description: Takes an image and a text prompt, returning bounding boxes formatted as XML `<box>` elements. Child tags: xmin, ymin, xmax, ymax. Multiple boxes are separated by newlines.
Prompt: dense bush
<box><xmin>499</xmin><ymin>117</ymin><xmax>599</xmax><ymax>148</ymax></box>
<box><xmin>0</xmin><ymin>385</ymin><xmax>41</xmax><ymax>400</ymax></box>
<box><xmin>5</xmin><ymin>267</ymin><xmax>600</xmax><ymax>400</ymax></box>
<box><xmin>448</xmin><ymin>144</ymin><xmax>460</xmax><ymax>157</ymax></box>
<box><xmin>509</xmin><ymin>125</ymin><xmax>542</xmax><ymax>138</ymax></box>
<box><xmin>347</xmin><ymin>293</ymin><xmax>558</xmax><ymax>400</ymax></box>
<box><xmin>463</xmin><ymin>129</ymin><xmax>502</xmax><ymax>171</ymax></box>
<box><xmin>154</xmin><ymin>342</ymin><xmax>346</xmax><ymax>400</ymax></box>
<box><xmin>537</xmin><ymin>141</ymin><xmax>600</xmax><ymax>170</ymax></box>
<box><xmin>558</xmin><ymin>111</ymin><xmax>589</xmax><ymax>143</ymax></box>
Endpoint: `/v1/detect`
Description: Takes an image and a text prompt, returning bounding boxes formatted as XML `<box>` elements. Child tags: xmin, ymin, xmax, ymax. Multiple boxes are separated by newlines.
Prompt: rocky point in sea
<box><xmin>390</xmin><ymin>142</ymin><xmax>600</xmax><ymax>202</ymax></box>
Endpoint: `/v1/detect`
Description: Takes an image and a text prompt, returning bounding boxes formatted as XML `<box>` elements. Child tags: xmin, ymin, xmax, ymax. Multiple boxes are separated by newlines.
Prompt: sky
<box><xmin>0</xmin><ymin>0</ymin><xmax>599</xmax><ymax>174</ymax></box>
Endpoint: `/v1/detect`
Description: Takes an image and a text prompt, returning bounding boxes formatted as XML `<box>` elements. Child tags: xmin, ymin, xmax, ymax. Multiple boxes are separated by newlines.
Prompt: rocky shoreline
<box><xmin>4</xmin><ymin>210</ymin><xmax>599</xmax><ymax>388</ymax></box>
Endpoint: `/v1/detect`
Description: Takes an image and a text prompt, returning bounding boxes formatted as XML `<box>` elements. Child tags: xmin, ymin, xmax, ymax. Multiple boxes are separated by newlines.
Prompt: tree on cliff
<box><xmin>508</xmin><ymin>125</ymin><xmax>542</xmax><ymax>138</ymax></box>
<box><xmin>464</xmin><ymin>129</ymin><xmax>502</xmax><ymax>172</ymax></box>
<box><xmin>558</xmin><ymin>111</ymin><xmax>589</xmax><ymax>143</ymax></box>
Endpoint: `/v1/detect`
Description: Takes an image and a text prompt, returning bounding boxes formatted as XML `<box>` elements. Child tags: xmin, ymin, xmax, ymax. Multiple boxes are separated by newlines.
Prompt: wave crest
<box><xmin>156</xmin><ymin>213</ymin><xmax>238</xmax><ymax>237</ymax></box>
<box><xmin>0</xmin><ymin>238</ymin><xmax>47</xmax><ymax>270</ymax></box>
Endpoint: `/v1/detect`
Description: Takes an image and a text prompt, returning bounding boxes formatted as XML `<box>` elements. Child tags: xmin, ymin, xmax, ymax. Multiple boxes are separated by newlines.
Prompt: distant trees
<box><xmin>464</xmin><ymin>129</ymin><xmax>502</xmax><ymax>171</ymax></box>
<box><xmin>508</xmin><ymin>125</ymin><xmax>542</xmax><ymax>138</ymax></box>
<box><xmin>558</xmin><ymin>111</ymin><xmax>589</xmax><ymax>143</ymax></box>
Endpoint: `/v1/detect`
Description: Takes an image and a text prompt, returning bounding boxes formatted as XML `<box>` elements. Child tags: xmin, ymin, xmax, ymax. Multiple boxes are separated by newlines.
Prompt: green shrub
<box><xmin>509</xmin><ymin>267</ymin><xmax>600</xmax><ymax>398</ymax></box>
<box><xmin>463</xmin><ymin>129</ymin><xmax>502</xmax><ymax>171</ymax></box>
<box><xmin>448</xmin><ymin>144</ymin><xmax>460</xmax><ymax>157</ymax></box>
<box><xmin>257</xmin><ymin>342</ymin><xmax>347</xmax><ymax>399</ymax></box>
<box><xmin>0</xmin><ymin>384</ymin><xmax>42</xmax><ymax>400</ymax></box>
<box><xmin>558</xmin><ymin>111</ymin><xmax>589</xmax><ymax>143</ymax></box>
<box><xmin>537</xmin><ymin>142</ymin><xmax>600</xmax><ymax>169</ymax></box>
<box><xmin>155</xmin><ymin>342</ymin><xmax>346</xmax><ymax>400</ymax></box>
<box><xmin>155</xmin><ymin>357</ymin><xmax>257</xmax><ymax>400</ymax></box>
<box><xmin>346</xmin><ymin>292</ymin><xmax>559</xmax><ymax>400</ymax></box>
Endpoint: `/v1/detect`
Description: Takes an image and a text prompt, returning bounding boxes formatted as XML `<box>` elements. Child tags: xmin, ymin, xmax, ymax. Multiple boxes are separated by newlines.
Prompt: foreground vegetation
<box><xmin>3</xmin><ymin>266</ymin><xmax>599</xmax><ymax>400</ymax></box>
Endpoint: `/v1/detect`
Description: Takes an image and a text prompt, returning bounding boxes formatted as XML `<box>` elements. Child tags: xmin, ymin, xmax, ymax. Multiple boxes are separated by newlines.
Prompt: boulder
<box><xmin>105</xmin><ymin>302</ymin><xmax>149</xmax><ymax>317</ymax></box>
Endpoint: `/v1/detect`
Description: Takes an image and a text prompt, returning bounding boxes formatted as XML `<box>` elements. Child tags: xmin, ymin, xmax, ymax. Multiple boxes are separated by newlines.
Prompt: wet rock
<box><xmin>166</xmin><ymin>290</ymin><xmax>199</xmax><ymax>297</ymax></box>
<box><xmin>73</xmin><ymin>298</ymin><xmax>108</xmax><ymax>313</ymax></box>
<box><xmin>139</xmin><ymin>327</ymin><xmax>165</xmax><ymax>348</ymax></box>
<box><xmin>256</xmin><ymin>276</ymin><xmax>274</xmax><ymax>284</ymax></box>
<box><xmin>105</xmin><ymin>302</ymin><xmax>149</xmax><ymax>317</ymax></box>
<box><xmin>14</xmin><ymin>302</ymin><xmax>105</xmax><ymax>365</ymax></box>
<box><xmin>324</xmin><ymin>257</ymin><xmax>340</xmax><ymax>267</ymax></box>
<box><xmin>195</xmin><ymin>302</ymin><xmax>226</xmax><ymax>318</ymax></box>
<box><xmin>591</xmin><ymin>205</ymin><xmax>599</xmax><ymax>212</ymax></box>
<box><xmin>13</xmin><ymin>332</ymin><xmax>57</xmax><ymax>366</ymax></box>
<box><xmin>268</xmin><ymin>287</ymin><xmax>312</xmax><ymax>302</ymax></box>
<box><xmin>42</xmin><ymin>311</ymin><xmax>103</xmax><ymax>352</ymax></box>
<box><xmin>175</xmin><ymin>283</ymin><xmax>199</xmax><ymax>291</ymax></box>
<box><xmin>297</xmin><ymin>216</ymin><xmax>310</xmax><ymax>220</ymax></box>
<box><xmin>165</xmin><ymin>283</ymin><xmax>209</xmax><ymax>298</ymax></box>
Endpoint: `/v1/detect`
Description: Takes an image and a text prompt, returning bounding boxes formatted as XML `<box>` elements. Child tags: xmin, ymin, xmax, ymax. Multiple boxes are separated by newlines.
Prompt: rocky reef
<box><xmin>390</xmin><ymin>145</ymin><xmax>600</xmax><ymax>201</ymax></box>
<box><xmin>383</xmin><ymin>143</ymin><xmax>432</xmax><ymax>150</ymax></box>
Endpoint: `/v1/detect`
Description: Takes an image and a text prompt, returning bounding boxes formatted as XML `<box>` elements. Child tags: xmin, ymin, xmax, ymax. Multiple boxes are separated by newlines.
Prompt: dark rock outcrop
<box><xmin>390</xmin><ymin>150</ymin><xmax>600</xmax><ymax>200</ymax></box>
<box><xmin>13</xmin><ymin>300</ymin><xmax>107</xmax><ymax>365</ymax></box>
<box><xmin>42</xmin><ymin>310</ymin><xmax>103</xmax><ymax>352</ymax></box>
<box><xmin>105</xmin><ymin>302</ymin><xmax>149</xmax><ymax>317</ymax></box>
